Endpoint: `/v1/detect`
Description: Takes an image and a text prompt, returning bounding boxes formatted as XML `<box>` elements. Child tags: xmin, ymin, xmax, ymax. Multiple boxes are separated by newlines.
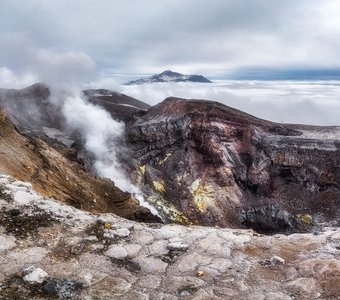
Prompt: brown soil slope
<box><xmin>0</xmin><ymin>109</ymin><xmax>157</xmax><ymax>222</ymax></box>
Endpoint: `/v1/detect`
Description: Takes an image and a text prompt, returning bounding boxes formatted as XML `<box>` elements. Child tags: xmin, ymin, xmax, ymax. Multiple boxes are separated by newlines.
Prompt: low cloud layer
<box><xmin>0</xmin><ymin>67</ymin><xmax>37</xmax><ymax>89</ymax></box>
<box><xmin>120</xmin><ymin>81</ymin><xmax>340</xmax><ymax>126</ymax></box>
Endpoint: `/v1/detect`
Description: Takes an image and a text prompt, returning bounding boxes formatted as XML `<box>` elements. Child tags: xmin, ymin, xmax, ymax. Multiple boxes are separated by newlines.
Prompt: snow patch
<box><xmin>93</xmin><ymin>93</ymin><xmax>113</xmax><ymax>97</ymax></box>
<box><xmin>300</xmin><ymin>127</ymin><xmax>340</xmax><ymax>139</ymax></box>
<box><xmin>118</xmin><ymin>103</ymin><xmax>140</xmax><ymax>109</ymax></box>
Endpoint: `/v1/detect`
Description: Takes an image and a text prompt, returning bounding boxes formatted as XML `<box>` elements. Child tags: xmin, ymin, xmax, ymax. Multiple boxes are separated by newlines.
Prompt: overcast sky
<box><xmin>1</xmin><ymin>0</ymin><xmax>340</xmax><ymax>80</ymax></box>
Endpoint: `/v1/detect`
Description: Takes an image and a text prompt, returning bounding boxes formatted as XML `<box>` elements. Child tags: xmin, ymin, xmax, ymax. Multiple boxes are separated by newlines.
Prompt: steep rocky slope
<box><xmin>0</xmin><ymin>108</ymin><xmax>157</xmax><ymax>222</ymax></box>
<box><xmin>125</xmin><ymin>97</ymin><xmax>340</xmax><ymax>230</ymax></box>
<box><xmin>0</xmin><ymin>173</ymin><xmax>339</xmax><ymax>299</ymax></box>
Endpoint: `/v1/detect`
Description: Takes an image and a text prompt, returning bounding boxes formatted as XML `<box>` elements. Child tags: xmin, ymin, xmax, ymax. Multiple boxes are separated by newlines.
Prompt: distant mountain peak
<box><xmin>159</xmin><ymin>70</ymin><xmax>181</xmax><ymax>76</ymax></box>
<box><xmin>125</xmin><ymin>70</ymin><xmax>212</xmax><ymax>85</ymax></box>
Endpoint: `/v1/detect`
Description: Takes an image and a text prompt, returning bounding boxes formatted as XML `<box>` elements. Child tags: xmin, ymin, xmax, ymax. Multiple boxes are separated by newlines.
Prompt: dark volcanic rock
<box><xmin>239</xmin><ymin>204</ymin><xmax>299</xmax><ymax>234</ymax></box>
<box><xmin>43</xmin><ymin>279</ymin><xmax>83</xmax><ymax>299</ymax></box>
<box><xmin>83</xmin><ymin>89</ymin><xmax>150</xmax><ymax>123</ymax></box>
<box><xmin>125</xmin><ymin>97</ymin><xmax>340</xmax><ymax>228</ymax></box>
<box><xmin>0</xmin><ymin>83</ymin><xmax>62</xmax><ymax>130</ymax></box>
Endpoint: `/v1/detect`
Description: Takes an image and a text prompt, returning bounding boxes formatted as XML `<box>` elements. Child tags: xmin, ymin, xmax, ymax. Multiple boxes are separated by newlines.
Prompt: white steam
<box><xmin>0</xmin><ymin>35</ymin><xmax>132</xmax><ymax>190</ymax></box>
<box><xmin>62</xmin><ymin>93</ymin><xmax>129</xmax><ymax>190</ymax></box>
<box><xmin>61</xmin><ymin>91</ymin><xmax>160</xmax><ymax>216</ymax></box>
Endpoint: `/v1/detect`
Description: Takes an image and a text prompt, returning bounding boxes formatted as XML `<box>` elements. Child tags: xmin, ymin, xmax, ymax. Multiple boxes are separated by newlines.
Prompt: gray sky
<box><xmin>1</xmin><ymin>0</ymin><xmax>340</xmax><ymax>79</ymax></box>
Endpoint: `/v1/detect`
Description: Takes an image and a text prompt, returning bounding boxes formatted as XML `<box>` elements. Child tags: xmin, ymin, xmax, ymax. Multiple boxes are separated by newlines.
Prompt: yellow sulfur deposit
<box><xmin>145</xmin><ymin>193</ymin><xmax>191</xmax><ymax>224</ymax></box>
<box><xmin>190</xmin><ymin>179</ymin><xmax>214</xmax><ymax>212</ymax></box>
<box><xmin>153</xmin><ymin>179</ymin><xmax>165</xmax><ymax>193</ymax></box>
<box><xmin>138</xmin><ymin>164</ymin><xmax>146</xmax><ymax>175</ymax></box>
<box><xmin>297</xmin><ymin>214</ymin><xmax>313</xmax><ymax>224</ymax></box>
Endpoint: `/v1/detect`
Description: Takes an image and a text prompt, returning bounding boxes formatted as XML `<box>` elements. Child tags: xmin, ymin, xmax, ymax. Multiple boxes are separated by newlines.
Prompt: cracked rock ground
<box><xmin>0</xmin><ymin>173</ymin><xmax>339</xmax><ymax>299</ymax></box>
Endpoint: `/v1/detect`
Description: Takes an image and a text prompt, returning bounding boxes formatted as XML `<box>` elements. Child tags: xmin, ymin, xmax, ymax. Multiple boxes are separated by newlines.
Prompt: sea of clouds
<box><xmin>117</xmin><ymin>80</ymin><xmax>340</xmax><ymax>126</ymax></box>
<box><xmin>3</xmin><ymin>61</ymin><xmax>340</xmax><ymax>126</ymax></box>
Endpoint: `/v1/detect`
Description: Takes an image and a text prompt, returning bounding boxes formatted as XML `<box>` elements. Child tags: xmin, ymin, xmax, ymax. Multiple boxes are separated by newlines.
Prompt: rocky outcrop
<box><xmin>0</xmin><ymin>83</ymin><xmax>63</xmax><ymax>134</ymax></box>
<box><xmin>83</xmin><ymin>89</ymin><xmax>150</xmax><ymax>123</ymax></box>
<box><xmin>126</xmin><ymin>97</ymin><xmax>340</xmax><ymax>230</ymax></box>
<box><xmin>239</xmin><ymin>204</ymin><xmax>299</xmax><ymax>234</ymax></box>
<box><xmin>0</xmin><ymin>173</ymin><xmax>339</xmax><ymax>299</ymax></box>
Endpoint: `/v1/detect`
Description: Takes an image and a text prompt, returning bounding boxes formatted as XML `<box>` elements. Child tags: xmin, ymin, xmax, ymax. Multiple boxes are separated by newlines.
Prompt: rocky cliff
<box><xmin>126</xmin><ymin>97</ymin><xmax>340</xmax><ymax>231</ymax></box>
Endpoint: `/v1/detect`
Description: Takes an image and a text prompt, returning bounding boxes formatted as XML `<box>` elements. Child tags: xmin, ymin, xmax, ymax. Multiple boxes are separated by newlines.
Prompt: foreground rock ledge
<box><xmin>0</xmin><ymin>173</ymin><xmax>339</xmax><ymax>299</ymax></box>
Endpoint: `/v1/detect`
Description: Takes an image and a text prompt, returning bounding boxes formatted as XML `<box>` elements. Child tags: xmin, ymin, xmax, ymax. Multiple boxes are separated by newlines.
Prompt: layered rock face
<box><xmin>126</xmin><ymin>98</ymin><xmax>340</xmax><ymax>230</ymax></box>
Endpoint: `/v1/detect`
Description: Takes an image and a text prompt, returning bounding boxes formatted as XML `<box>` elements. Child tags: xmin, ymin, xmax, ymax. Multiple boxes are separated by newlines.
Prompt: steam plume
<box><xmin>60</xmin><ymin>90</ymin><xmax>159</xmax><ymax>216</ymax></box>
<box><xmin>62</xmin><ymin>93</ymin><xmax>131</xmax><ymax>190</ymax></box>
